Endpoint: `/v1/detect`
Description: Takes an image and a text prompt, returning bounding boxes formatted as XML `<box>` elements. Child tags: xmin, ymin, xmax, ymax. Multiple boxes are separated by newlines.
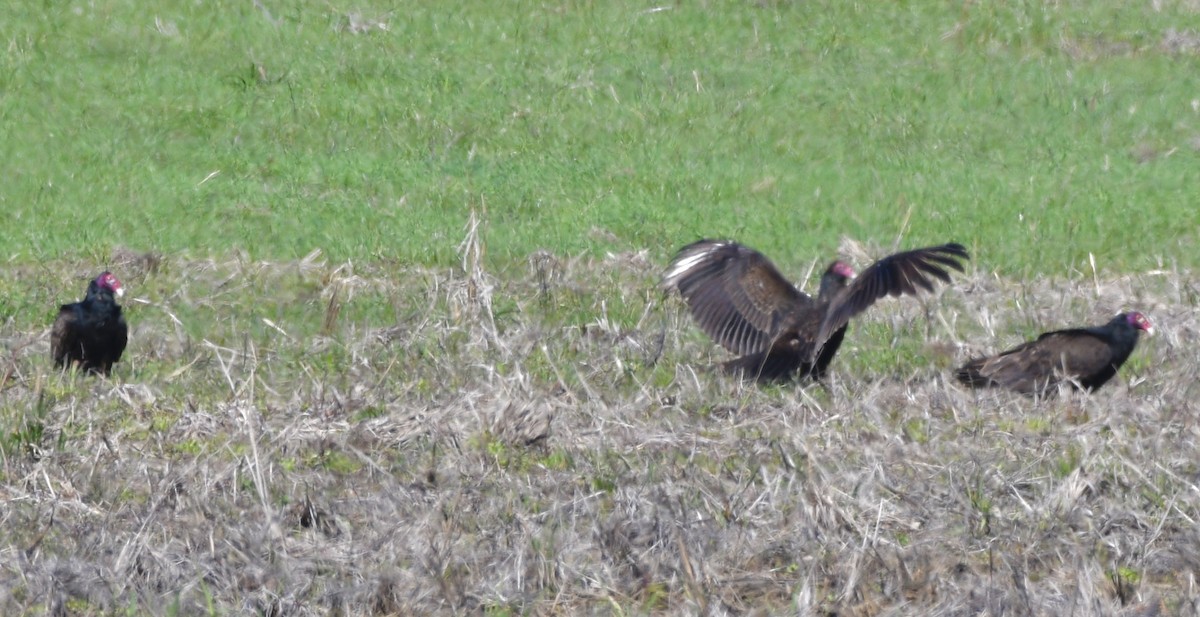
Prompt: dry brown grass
<box><xmin>1</xmin><ymin>232</ymin><xmax>1197</xmax><ymax>615</ymax></box>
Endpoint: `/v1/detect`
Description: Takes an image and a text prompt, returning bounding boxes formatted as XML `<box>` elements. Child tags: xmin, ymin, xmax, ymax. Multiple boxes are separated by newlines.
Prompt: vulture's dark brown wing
<box><xmin>106</xmin><ymin>313</ymin><xmax>129</xmax><ymax>369</ymax></box>
<box><xmin>662</xmin><ymin>240</ymin><xmax>813</xmax><ymax>356</ymax></box>
<box><xmin>50</xmin><ymin>306</ymin><xmax>80</xmax><ymax>367</ymax></box>
<box><xmin>812</xmin><ymin>243</ymin><xmax>968</xmax><ymax>357</ymax></box>
<box><xmin>957</xmin><ymin>330</ymin><xmax>1115</xmax><ymax>394</ymax></box>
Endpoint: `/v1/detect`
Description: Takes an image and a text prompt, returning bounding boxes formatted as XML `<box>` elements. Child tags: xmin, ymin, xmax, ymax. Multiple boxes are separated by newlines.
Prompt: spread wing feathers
<box><xmin>50</xmin><ymin>307</ymin><xmax>80</xmax><ymax>367</ymax></box>
<box><xmin>814</xmin><ymin>243</ymin><xmax>969</xmax><ymax>355</ymax></box>
<box><xmin>662</xmin><ymin>240</ymin><xmax>812</xmax><ymax>356</ymax></box>
<box><xmin>956</xmin><ymin>331</ymin><xmax>1115</xmax><ymax>393</ymax></box>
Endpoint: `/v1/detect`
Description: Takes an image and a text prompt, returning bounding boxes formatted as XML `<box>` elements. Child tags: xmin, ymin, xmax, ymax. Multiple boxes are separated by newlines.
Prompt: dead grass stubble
<box><xmin>0</xmin><ymin>236</ymin><xmax>1197</xmax><ymax>615</ymax></box>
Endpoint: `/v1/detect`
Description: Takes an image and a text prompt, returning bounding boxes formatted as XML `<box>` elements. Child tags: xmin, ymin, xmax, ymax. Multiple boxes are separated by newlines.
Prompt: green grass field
<box><xmin>2</xmin><ymin>1</ymin><xmax>1199</xmax><ymax>615</ymax></box>
<box><xmin>3</xmin><ymin>0</ymin><xmax>1198</xmax><ymax>273</ymax></box>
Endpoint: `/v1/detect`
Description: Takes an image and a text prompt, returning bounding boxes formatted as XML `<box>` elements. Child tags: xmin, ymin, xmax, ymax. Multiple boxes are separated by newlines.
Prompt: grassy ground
<box><xmin>2</xmin><ymin>0</ymin><xmax>1199</xmax><ymax>273</ymax></box>
<box><xmin>1</xmin><ymin>225</ymin><xmax>1197</xmax><ymax>615</ymax></box>
<box><xmin>3</xmin><ymin>1</ymin><xmax>1200</xmax><ymax>615</ymax></box>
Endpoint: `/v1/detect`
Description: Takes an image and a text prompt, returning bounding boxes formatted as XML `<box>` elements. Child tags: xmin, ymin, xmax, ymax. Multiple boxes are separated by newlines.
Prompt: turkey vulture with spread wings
<box><xmin>51</xmin><ymin>272</ymin><xmax>128</xmax><ymax>375</ymax></box>
<box><xmin>955</xmin><ymin>312</ymin><xmax>1153</xmax><ymax>395</ymax></box>
<box><xmin>662</xmin><ymin>240</ymin><xmax>969</xmax><ymax>381</ymax></box>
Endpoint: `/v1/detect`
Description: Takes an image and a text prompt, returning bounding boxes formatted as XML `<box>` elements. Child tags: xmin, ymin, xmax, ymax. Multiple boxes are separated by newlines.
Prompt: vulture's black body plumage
<box><xmin>662</xmin><ymin>240</ymin><xmax>969</xmax><ymax>382</ymax></box>
<box><xmin>51</xmin><ymin>272</ymin><xmax>128</xmax><ymax>375</ymax></box>
<box><xmin>955</xmin><ymin>312</ymin><xmax>1153</xmax><ymax>395</ymax></box>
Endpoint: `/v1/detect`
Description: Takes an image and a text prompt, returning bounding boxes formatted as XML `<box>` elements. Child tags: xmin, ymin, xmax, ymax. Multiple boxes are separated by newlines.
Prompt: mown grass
<box><xmin>2</xmin><ymin>1</ymin><xmax>1198</xmax><ymax>273</ymax></box>
<box><xmin>1</xmin><ymin>225</ymin><xmax>1197</xmax><ymax>615</ymax></box>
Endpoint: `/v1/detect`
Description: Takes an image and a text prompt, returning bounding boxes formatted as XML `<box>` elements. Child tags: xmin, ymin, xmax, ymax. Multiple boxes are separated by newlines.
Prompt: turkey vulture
<box><xmin>51</xmin><ymin>272</ymin><xmax>128</xmax><ymax>375</ymax></box>
<box><xmin>955</xmin><ymin>312</ymin><xmax>1153</xmax><ymax>395</ymax></box>
<box><xmin>661</xmin><ymin>240</ymin><xmax>969</xmax><ymax>381</ymax></box>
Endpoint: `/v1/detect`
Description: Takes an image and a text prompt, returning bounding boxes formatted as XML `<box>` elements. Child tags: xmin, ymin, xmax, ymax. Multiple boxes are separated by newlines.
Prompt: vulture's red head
<box><xmin>1125</xmin><ymin>311</ymin><xmax>1153</xmax><ymax>336</ymax></box>
<box><xmin>817</xmin><ymin>261</ymin><xmax>855</xmax><ymax>299</ymax></box>
<box><xmin>829</xmin><ymin>261</ymin><xmax>856</xmax><ymax>281</ymax></box>
<box><xmin>95</xmin><ymin>272</ymin><xmax>124</xmax><ymax>298</ymax></box>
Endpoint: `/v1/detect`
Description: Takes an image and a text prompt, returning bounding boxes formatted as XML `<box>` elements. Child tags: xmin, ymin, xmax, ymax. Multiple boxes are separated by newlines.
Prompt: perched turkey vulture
<box><xmin>51</xmin><ymin>272</ymin><xmax>128</xmax><ymax>375</ymax></box>
<box><xmin>955</xmin><ymin>312</ymin><xmax>1153</xmax><ymax>395</ymax></box>
<box><xmin>661</xmin><ymin>240</ymin><xmax>969</xmax><ymax>381</ymax></box>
